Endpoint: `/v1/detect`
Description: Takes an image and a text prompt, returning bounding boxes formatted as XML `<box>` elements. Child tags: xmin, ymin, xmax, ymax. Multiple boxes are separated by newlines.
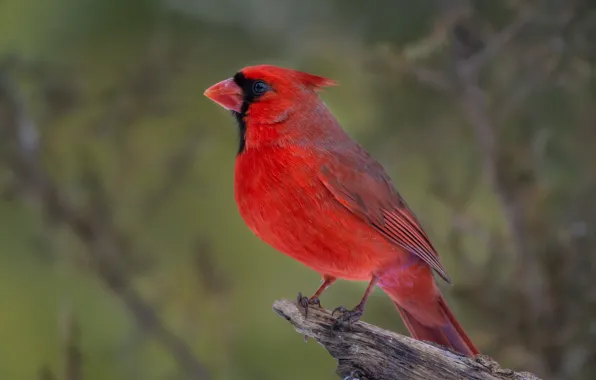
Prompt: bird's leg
<box><xmin>297</xmin><ymin>275</ymin><xmax>336</xmax><ymax>318</ymax></box>
<box><xmin>332</xmin><ymin>275</ymin><xmax>379</xmax><ymax>330</ymax></box>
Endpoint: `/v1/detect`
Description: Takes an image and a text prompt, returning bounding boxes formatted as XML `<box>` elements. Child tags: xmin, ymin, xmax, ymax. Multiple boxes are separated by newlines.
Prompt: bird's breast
<box><xmin>234</xmin><ymin>146</ymin><xmax>321</xmax><ymax>242</ymax></box>
<box><xmin>233</xmin><ymin>147</ymin><xmax>403</xmax><ymax>280</ymax></box>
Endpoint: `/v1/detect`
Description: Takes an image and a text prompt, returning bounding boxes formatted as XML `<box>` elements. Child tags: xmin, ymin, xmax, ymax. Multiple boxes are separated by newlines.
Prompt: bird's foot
<box><xmin>296</xmin><ymin>292</ymin><xmax>322</xmax><ymax>319</ymax></box>
<box><xmin>332</xmin><ymin>305</ymin><xmax>364</xmax><ymax>330</ymax></box>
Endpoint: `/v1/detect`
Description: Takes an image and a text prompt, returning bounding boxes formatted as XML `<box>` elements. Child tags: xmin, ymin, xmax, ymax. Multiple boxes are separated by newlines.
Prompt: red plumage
<box><xmin>204</xmin><ymin>64</ymin><xmax>479</xmax><ymax>357</ymax></box>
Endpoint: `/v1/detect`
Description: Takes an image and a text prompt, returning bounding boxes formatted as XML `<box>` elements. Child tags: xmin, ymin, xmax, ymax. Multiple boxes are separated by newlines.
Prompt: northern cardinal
<box><xmin>204</xmin><ymin>65</ymin><xmax>479</xmax><ymax>356</ymax></box>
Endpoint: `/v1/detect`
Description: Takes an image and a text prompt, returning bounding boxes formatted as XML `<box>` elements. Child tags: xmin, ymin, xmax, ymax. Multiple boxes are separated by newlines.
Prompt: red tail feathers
<box><xmin>391</xmin><ymin>294</ymin><xmax>479</xmax><ymax>356</ymax></box>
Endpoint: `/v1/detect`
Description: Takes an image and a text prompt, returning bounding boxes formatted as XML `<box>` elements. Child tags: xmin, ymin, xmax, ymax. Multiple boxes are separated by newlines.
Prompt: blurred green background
<box><xmin>1</xmin><ymin>0</ymin><xmax>596</xmax><ymax>379</ymax></box>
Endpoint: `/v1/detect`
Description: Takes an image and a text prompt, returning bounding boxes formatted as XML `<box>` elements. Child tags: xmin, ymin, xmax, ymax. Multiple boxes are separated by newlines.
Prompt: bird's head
<box><xmin>204</xmin><ymin>64</ymin><xmax>338</xmax><ymax>153</ymax></box>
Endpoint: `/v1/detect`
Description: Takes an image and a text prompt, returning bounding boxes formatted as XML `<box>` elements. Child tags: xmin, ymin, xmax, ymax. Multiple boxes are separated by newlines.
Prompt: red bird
<box><xmin>204</xmin><ymin>65</ymin><xmax>479</xmax><ymax>356</ymax></box>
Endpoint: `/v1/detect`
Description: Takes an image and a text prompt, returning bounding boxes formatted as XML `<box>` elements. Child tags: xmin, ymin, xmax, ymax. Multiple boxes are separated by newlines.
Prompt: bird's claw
<box><xmin>296</xmin><ymin>292</ymin><xmax>322</xmax><ymax>318</ymax></box>
<box><xmin>331</xmin><ymin>305</ymin><xmax>348</xmax><ymax>317</ymax></box>
<box><xmin>332</xmin><ymin>305</ymin><xmax>364</xmax><ymax>330</ymax></box>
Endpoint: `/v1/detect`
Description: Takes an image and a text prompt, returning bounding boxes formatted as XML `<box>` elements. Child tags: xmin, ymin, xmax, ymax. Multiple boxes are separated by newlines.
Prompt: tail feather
<box><xmin>393</xmin><ymin>295</ymin><xmax>479</xmax><ymax>356</ymax></box>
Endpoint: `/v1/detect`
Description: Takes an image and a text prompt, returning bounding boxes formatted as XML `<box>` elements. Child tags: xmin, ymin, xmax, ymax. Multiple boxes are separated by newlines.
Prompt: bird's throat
<box><xmin>232</xmin><ymin>111</ymin><xmax>246</xmax><ymax>155</ymax></box>
<box><xmin>232</xmin><ymin>100</ymin><xmax>250</xmax><ymax>155</ymax></box>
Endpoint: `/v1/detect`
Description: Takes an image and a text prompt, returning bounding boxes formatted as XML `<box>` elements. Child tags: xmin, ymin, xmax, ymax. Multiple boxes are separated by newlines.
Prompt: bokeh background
<box><xmin>1</xmin><ymin>0</ymin><xmax>596</xmax><ymax>379</ymax></box>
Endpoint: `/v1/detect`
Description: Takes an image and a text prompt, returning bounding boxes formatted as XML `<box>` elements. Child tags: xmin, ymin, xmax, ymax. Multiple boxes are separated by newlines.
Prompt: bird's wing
<box><xmin>318</xmin><ymin>150</ymin><xmax>451</xmax><ymax>283</ymax></box>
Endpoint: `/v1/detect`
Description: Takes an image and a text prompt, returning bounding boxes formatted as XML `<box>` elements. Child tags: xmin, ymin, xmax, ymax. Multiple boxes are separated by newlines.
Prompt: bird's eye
<box><xmin>252</xmin><ymin>80</ymin><xmax>269</xmax><ymax>95</ymax></box>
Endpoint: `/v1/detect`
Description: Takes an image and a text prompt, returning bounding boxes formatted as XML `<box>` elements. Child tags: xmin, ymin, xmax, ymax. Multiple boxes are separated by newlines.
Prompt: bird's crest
<box><xmin>240</xmin><ymin>64</ymin><xmax>337</xmax><ymax>91</ymax></box>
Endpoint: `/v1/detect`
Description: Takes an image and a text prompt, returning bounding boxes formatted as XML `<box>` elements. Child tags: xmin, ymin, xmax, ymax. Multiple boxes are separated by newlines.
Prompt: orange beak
<box><xmin>204</xmin><ymin>78</ymin><xmax>243</xmax><ymax>113</ymax></box>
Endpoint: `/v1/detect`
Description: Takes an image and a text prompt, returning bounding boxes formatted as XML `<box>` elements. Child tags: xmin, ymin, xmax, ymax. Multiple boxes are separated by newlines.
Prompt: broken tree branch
<box><xmin>273</xmin><ymin>299</ymin><xmax>541</xmax><ymax>380</ymax></box>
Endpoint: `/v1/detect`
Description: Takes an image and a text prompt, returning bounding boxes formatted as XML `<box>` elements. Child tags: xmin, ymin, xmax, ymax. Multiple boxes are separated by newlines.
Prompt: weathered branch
<box><xmin>273</xmin><ymin>299</ymin><xmax>541</xmax><ymax>380</ymax></box>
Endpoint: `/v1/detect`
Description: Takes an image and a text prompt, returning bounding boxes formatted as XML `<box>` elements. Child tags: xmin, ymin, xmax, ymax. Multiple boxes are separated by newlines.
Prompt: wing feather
<box><xmin>319</xmin><ymin>152</ymin><xmax>451</xmax><ymax>283</ymax></box>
